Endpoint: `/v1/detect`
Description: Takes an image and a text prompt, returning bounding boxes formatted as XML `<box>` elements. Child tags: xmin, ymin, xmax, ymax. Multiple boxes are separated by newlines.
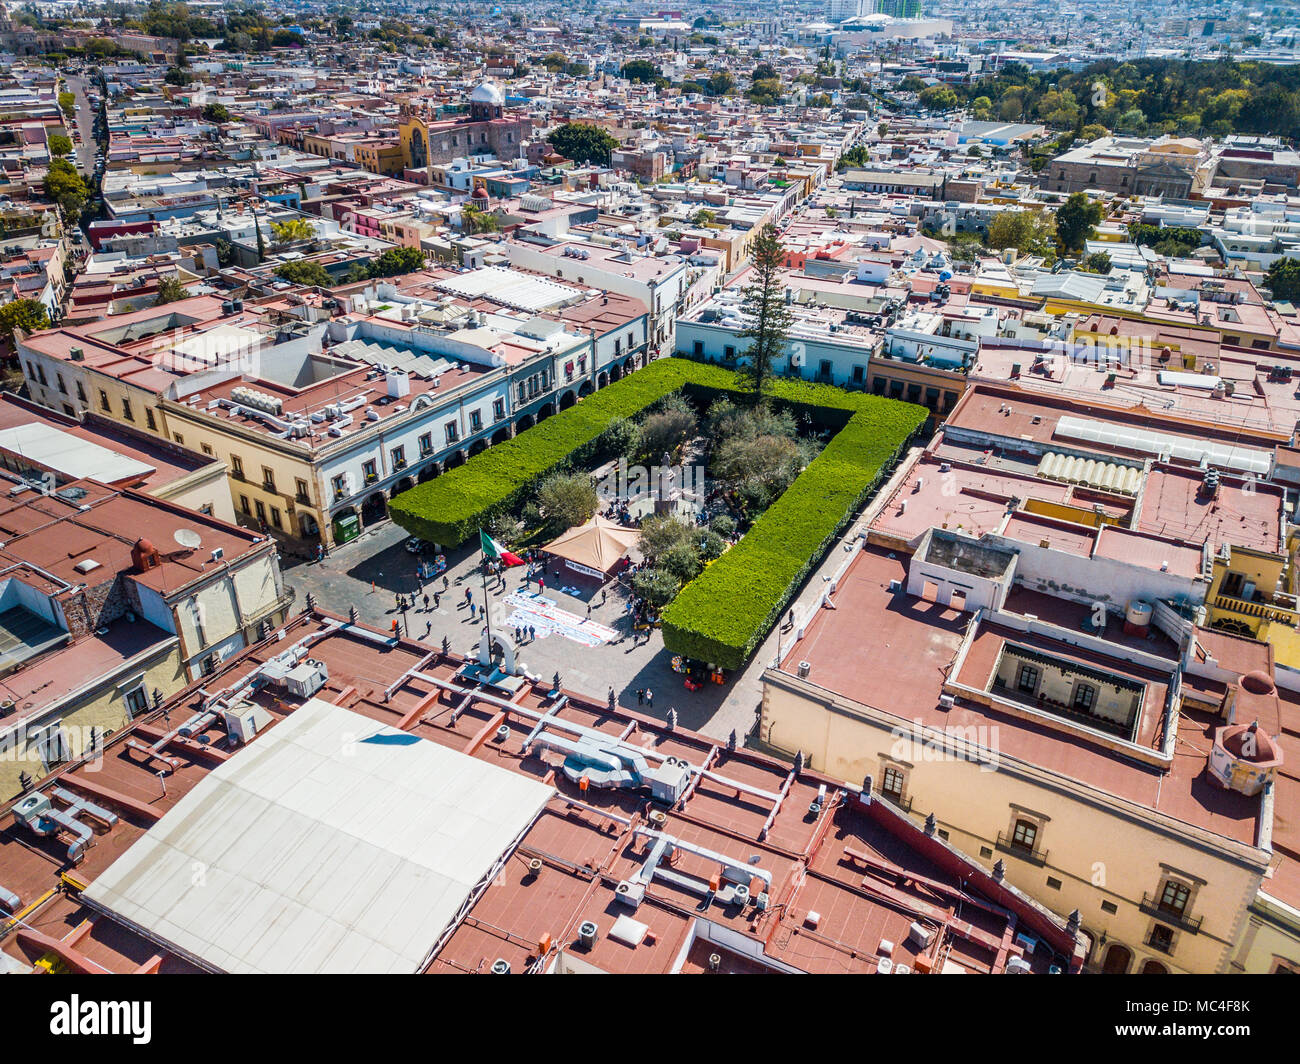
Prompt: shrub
<box><xmin>709</xmin><ymin>514</ymin><xmax>736</xmax><ymax>539</ymax></box>
<box><xmin>638</xmin><ymin>513</ymin><xmax>696</xmax><ymax>559</ymax></box>
<box><xmin>536</xmin><ymin>471</ymin><xmax>598</xmax><ymax>533</ymax></box>
<box><xmin>632</xmin><ymin>568</ymin><xmax>680</xmax><ymax>609</ymax></box>
<box><xmin>637</xmin><ymin>395</ymin><xmax>698</xmax><ymax>462</ymax></box>
<box><xmin>658</xmin><ymin>543</ymin><xmax>704</xmax><ymax>584</ymax></box>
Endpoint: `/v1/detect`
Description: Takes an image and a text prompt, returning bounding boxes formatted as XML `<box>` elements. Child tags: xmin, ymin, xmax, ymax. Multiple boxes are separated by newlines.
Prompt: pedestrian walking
<box><xmin>637</xmin><ymin>688</ymin><xmax>644</xmax><ymax>705</ymax></box>
<box><xmin>600</xmin><ymin>589</ymin><xmax>607</xmax><ymax>606</ymax></box>
<box><xmin>465</xmin><ymin>587</ymin><xmax>473</xmax><ymax>606</ymax></box>
<box><xmin>538</xmin><ymin>576</ymin><xmax>545</xmax><ymax>593</ymax></box>
<box><xmin>424</xmin><ymin>620</ymin><xmax>432</xmax><ymax>637</ymax></box>
<box><xmin>515</xmin><ymin>626</ymin><xmax>522</xmax><ymax>642</ymax></box>
<box><xmin>528</xmin><ymin>624</ymin><xmax>536</xmax><ymax>641</ymax></box>
<box><xmin>443</xmin><ymin>576</ymin><xmax>449</xmax><ymax>591</ymax></box>
<box><xmin>423</xmin><ymin>594</ymin><xmax>430</xmax><ymax>611</ymax></box>
<box><xmin>434</xmin><ymin>591</ymin><xmax>441</xmax><ymax>609</ymax></box>
<box><xmin>586</xmin><ymin>602</ymin><xmax>592</xmax><ymax>617</ymax></box>
<box><xmin>470</xmin><ymin>602</ymin><xmax>477</xmax><ymax>620</ymax></box>
<box><xmin>644</xmin><ymin>687</ymin><xmax>654</xmax><ymax>709</ymax></box>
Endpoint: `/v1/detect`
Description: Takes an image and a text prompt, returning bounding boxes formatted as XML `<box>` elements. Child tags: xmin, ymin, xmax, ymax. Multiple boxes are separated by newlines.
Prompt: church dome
<box><xmin>469</xmin><ymin>81</ymin><xmax>505</xmax><ymax>107</ymax></box>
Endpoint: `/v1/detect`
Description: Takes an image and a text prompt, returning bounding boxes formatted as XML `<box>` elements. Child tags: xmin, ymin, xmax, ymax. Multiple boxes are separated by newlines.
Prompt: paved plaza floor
<box><xmin>282</xmin><ymin>446</ymin><xmax>920</xmax><ymax>748</ymax></box>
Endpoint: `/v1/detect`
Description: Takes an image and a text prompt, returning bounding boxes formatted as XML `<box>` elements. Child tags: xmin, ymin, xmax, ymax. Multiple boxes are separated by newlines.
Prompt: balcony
<box><xmin>879</xmin><ymin>790</ymin><xmax>912</xmax><ymax>814</ymax></box>
<box><xmin>1212</xmin><ymin>591</ymin><xmax>1300</xmax><ymax>626</ymax></box>
<box><xmin>1140</xmin><ymin>894</ymin><xmax>1203</xmax><ymax>935</ymax></box>
<box><xmin>996</xmin><ymin>831</ymin><xmax>1050</xmax><ymax>867</ymax></box>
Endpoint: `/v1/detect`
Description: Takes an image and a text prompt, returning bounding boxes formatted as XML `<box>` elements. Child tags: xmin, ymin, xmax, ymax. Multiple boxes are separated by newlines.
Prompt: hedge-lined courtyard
<box><xmin>388</xmin><ymin>358</ymin><xmax>927</xmax><ymax>671</ymax></box>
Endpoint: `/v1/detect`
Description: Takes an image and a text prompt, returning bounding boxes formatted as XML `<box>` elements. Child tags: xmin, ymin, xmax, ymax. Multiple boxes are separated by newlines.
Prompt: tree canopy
<box><xmin>0</xmin><ymin>299</ymin><xmax>50</xmax><ymax>343</ymax></box>
<box><xmin>273</xmin><ymin>260</ymin><xmax>332</xmax><ymax>287</ymax></box>
<box><xmin>548</xmin><ymin>122</ymin><xmax>619</xmax><ymax>166</ymax></box>
<box><xmin>1055</xmin><ymin>193</ymin><xmax>1105</xmax><ymax>253</ymax></box>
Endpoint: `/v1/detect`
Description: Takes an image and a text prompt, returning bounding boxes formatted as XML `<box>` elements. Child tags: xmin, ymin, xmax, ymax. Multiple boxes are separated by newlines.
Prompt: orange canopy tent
<box><xmin>542</xmin><ymin>515</ymin><xmax>640</xmax><ymax>576</ymax></box>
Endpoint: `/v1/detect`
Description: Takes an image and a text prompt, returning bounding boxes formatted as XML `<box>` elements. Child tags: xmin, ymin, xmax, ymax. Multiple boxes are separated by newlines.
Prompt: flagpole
<box><xmin>479</xmin><ymin>529</ymin><xmax>494</xmax><ymax>669</ymax></box>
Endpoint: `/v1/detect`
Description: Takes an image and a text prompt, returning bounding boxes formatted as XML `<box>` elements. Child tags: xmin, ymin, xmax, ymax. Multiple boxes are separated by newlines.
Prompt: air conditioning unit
<box><xmin>224</xmin><ymin>701</ymin><xmax>273</xmax><ymax>745</ymax></box>
<box><xmin>1005</xmin><ymin>956</ymin><xmax>1033</xmax><ymax>974</ymax></box>
<box><xmin>938</xmin><ymin>694</ymin><xmax>956</xmax><ymax>710</ymax></box>
<box><xmin>283</xmin><ymin>660</ymin><xmax>328</xmax><ymax>698</ymax></box>
<box><xmin>797</xmin><ymin>660</ymin><xmax>811</xmax><ymax>678</ymax></box>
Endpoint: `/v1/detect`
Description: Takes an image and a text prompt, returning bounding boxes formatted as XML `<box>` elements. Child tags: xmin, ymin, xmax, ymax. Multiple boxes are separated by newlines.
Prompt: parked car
<box><xmin>404</xmin><ymin>536</ymin><xmax>438</xmax><ymax>555</ymax></box>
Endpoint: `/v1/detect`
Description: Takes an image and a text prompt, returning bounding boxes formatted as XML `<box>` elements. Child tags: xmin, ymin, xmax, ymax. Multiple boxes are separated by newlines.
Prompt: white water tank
<box><xmin>1125</xmin><ymin>599</ymin><xmax>1153</xmax><ymax>636</ymax></box>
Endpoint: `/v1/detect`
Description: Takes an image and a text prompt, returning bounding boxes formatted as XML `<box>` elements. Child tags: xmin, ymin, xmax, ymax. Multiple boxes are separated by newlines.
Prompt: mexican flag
<box><xmin>480</xmin><ymin>529</ymin><xmax>524</xmax><ymax>567</ymax></box>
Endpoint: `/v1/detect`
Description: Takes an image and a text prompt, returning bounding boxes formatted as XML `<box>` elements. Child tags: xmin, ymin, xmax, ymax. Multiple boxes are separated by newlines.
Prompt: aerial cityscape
<box><xmin>0</xmin><ymin>0</ymin><xmax>1294</xmax><ymax>1004</ymax></box>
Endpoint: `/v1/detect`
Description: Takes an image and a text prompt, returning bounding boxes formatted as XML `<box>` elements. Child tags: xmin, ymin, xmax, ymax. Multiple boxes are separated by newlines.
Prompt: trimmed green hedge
<box><xmin>388</xmin><ymin>358</ymin><xmax>926</xmax><ymax>669</ymax></box>
<box><xmin>388</xmin><ymin>360</ymin><xmax>739</xmax><ymax>545</ymax></box>
<box><xmin>660</xmin><ymin>393</ymin><xmax>927</xmax><ymax>669</ymax></box>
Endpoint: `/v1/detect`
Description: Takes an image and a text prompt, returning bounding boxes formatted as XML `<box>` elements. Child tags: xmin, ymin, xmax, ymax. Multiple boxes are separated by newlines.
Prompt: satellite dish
<box><xmin>174</xmin><ymin>529</ymin><xmax>202</xmax><ymax>550</ymax></box>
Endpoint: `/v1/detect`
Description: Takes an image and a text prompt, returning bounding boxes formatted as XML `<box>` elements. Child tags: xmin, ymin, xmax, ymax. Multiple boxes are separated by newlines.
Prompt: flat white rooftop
<box><xmin>434</xmin><ymin>265</ymin><xmax>580</xmax><ymax>311</ymax></box>
<box><xmin>83</xmin><ymin>698</ymin><xmax>554</xmax><ymax>974</ymax></box>
<box><xmin>0</xmin><ymin>423</ymin><xmax>155</xmax><ymax>485</ymax></box>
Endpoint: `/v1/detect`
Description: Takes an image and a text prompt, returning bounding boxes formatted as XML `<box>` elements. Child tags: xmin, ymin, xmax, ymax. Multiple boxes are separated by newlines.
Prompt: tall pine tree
<box><xmin>738</xmin><ymin>223</ymin><xmax>793</xmax><ymax>406</ymax></box>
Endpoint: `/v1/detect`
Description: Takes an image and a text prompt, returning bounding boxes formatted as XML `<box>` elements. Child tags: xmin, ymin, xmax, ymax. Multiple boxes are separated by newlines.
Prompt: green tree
<box><xmin>0</xmin><ymin>299</ymin><xmax>50</xmax><ymax>344</ymax></box>
<box><xmin>367</xmin><ymin>246</ymin><xmax>426</xmax><ymax>278</ymax></box>
<box><xmin>620</xmin><ymin>59</ymin><xmax>659</xmax><ymax>84</ymax></box>
<box><xmin>153</xmin><ymin>275</ymin><xmax>189</xmax><ymax>305</ymax></box>
<box><xmin>461</xmin><ymin>203</ymin><xmax>499</xmax><ymax>234</ymax></box>
<box><xmin>536</xmin><ymin>472</ymin><xmax>598</xmax><ymax>532</ymax></box>
<box><xmin>42</xmin><ymin>157</ymin><xmax>88</xmax><ymax>216</ymax></box>
<box><xmin>273</xmin><ymin>260</ymin><xmax>331</xmax><ymax>286</ymax></box>
<box><xmin>706</xmin><ymin>70</ymin><xmax>735</xmax><ymax>96</ymax></box>
<box><xmin>1081</xmin><ymin>251</ymin><xmax>1113</xmax><ymax>273</ymax></box>
<box><xmin>57</xmin><ymin>91</ymin><xmax>75</xmax><ymax>120</ymax></box>
<box><xmin>918</xmin><ymin>85</ymin><xmax>959</xmax><ymax>111</ymax></box>
<box><xmin>1266</xmin><ymin>258</ymin><xmax>1300</xmax><ymax>303</ymax></box>
<box><xmin>631</xmin><ymin>567</ymin><xmax>680</xmax><ymax>608</ymax></box>
<box><xmin>637</xmin><ymin>396</ymin><xmax>698</xmax><ymax>462</ymax></box>
<box><xmin>1055</xmin><ymin>192</ymin><xmax>1105</xmax><ymax>252</ymax></box>
<box><xmin>986</xmin><ymin>209</ymin><xmax>1056</xmax><ymax>255</ymax></box>
<box><xmin>638</xmin><ymin>514</ymin><xmax>696</xmax><ymax>560</ymax></box>
<box><xmin>163</xmin><ymin>66</ymin><xmax>192</xmax><ymax>87</ymax></box>
<box><xmin>201</xmin><ymin>102</ymin><xmax>230</xmax><ymax>122</ymax></box>
<box><xmin>270</xmin><ymin>217</ymin><xmax>315</xmax><ymax>245</ymax></box>
<box><xmin>738</xmin><ymin>224</ymin><xmax>793</xmax><ymax>404</ymax></box>
<box><xmin>547</xmin><ymin>122</ymin><xmax>619</xmax><ymax>166</ymax></box>
<box><xmin>47</xmin><ymin>133</ymin><xmax>72</xmax><ymax>156</ymax></box>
